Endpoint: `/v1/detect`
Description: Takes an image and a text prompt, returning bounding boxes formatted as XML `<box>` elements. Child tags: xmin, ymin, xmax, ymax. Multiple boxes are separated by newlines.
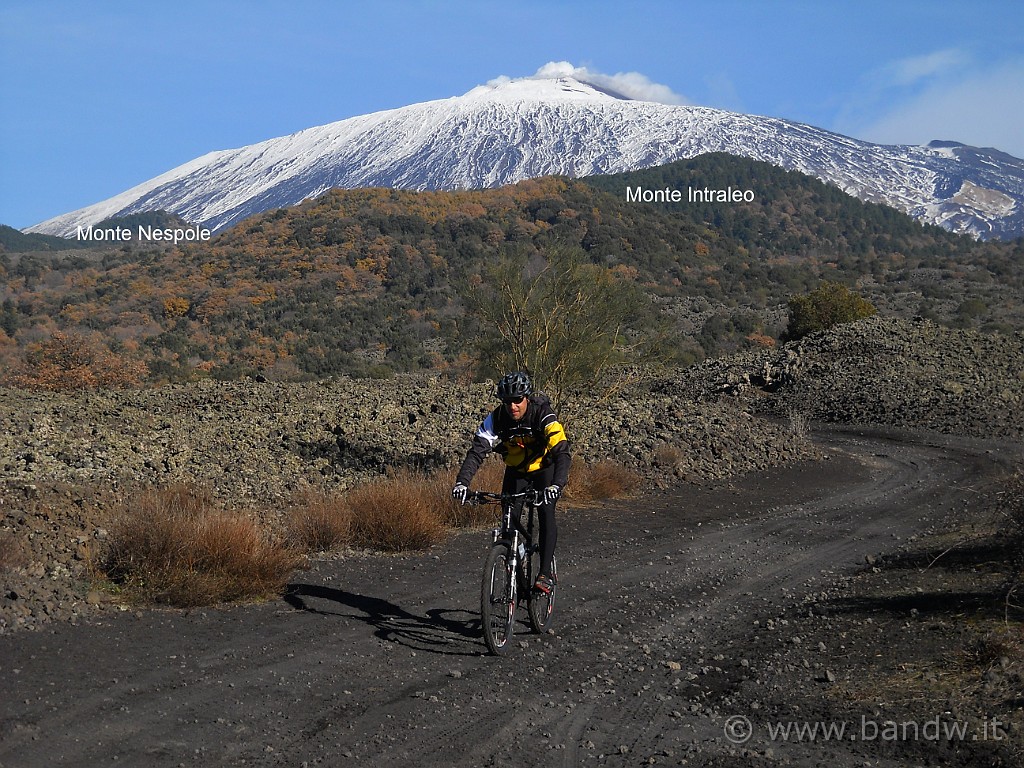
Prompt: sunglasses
<box><xmin>502</xmin><ymin>396</ymin><xmax>526</xmax><ymax>405</ymax></box>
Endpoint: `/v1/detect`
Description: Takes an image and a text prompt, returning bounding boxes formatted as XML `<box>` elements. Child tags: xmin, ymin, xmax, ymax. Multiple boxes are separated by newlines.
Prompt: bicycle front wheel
<box><xmin>527</xmin><ymin>554</ymin><xmax>557</xmax><ymax>634</ymax></box>
<box><xmin>480</xmin><ymin>542</ymin><xmax>517</xmax><ymax>655</ymax></box>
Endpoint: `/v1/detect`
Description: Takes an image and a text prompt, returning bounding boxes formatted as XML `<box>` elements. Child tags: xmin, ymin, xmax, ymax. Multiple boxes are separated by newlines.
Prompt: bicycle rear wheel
<box><xmin>527</xmin><ymin>553</ymin><xmax>557</xmax><ymax>633</ymax></box>
<box><xmin>480</xmin><ymin>542</ymin><xmax>517</xmax><ymax>655</ymax></box>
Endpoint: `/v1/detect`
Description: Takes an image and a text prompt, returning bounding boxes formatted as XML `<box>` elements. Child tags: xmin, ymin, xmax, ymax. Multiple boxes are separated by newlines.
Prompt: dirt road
<box><xmin>1</xmin><ymin>428</ymin><xmax>1018</xmax><ymax>767</ymax></box>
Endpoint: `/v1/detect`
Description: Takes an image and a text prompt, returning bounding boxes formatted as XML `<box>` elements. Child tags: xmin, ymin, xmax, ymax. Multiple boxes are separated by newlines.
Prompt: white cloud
<box><xmin>871</xmin><ymin>49</ymin><xmax>969</xmax><ymax>89</ymax></box>
<box><xmin>491</xmin><ymin>61</ymin><xmax>689</xmax><ymax>105</ymax></box>
<box><xmin>853</xmin><ymin>59</ymin><xmax>1024</xmax><ymax>158</ymax></box>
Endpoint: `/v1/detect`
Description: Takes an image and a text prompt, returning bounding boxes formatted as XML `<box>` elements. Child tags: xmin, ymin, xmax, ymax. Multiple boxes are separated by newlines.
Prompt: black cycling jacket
<box><xmin>456</xmin><ymin>394</ymin><xmax>571</xmax><ymax>488</ymax></box>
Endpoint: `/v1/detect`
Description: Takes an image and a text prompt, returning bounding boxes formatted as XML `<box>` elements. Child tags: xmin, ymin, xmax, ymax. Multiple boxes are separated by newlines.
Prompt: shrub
<box><xmin>287</xmin><ymin>492</ymin><xmax>352</xmax><ymax>553</ymax></box>
<box><xmin>565</xmin><ymin>459</ymin><xmax>640</xmax><ymax>504</ymax></box>
<box><xmin>472</xmin><ymin>457</ymin><xmax>506</xmax><ymax>493</ymax></box>
<box><xmin>745</xmin><ymin>331</ymin><xmax>777</xmax><ymax>348</ymax></box>
<box><xmin>786</xmin><ymin>408</ymin><xmax>810</xmax><ymax>440</ymax></box>
<box><xmin>347</xmin><ymin>468</ymin><xmax>447</xmax><ymax>551</ymax></box>
<box><xmin>100</xmin><ymin>483</ymin><xmax>302</xmax><ymax>607</ymax></box>
<box><xmin>785</xmin><ymin>282</ymin><xmax>876</xmax><ymax>340</ymax></box>
<box><xmin>956</xmin><ymin>297</ymin><xmax>988</xmax><ymax>323</ymax></box>
<box><xmin>653</xmin><ymin>443</ymin><xmax>683</xmax><ymax>468</ymax></box>
<box><xmin>439</xmin><ymin>457</ymin><xmax>506</xmax><ymax>529</ymax></box>
<box><xmin>463</xmin><ymin>248</ymin><xmax>681</xmax><ymax>413</ymax></box>
<box><xmin>5</xmin><ymin>330</ymin><xmax>148</xmax><ymax>390</ymax></box>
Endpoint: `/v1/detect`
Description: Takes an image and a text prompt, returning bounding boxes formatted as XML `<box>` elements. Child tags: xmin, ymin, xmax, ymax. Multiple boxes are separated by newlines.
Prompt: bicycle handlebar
<box><xmin>467</xmin><ymin>488</ymin><xmax>544</xmax><ymax>506</ymax></box>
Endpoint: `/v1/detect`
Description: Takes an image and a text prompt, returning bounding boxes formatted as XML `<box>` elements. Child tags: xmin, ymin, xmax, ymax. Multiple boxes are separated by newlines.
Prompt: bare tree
<box><xmin>463</xmin><ymin>249</ymin><xmax>677</xmax><ymax>427</ymax></box>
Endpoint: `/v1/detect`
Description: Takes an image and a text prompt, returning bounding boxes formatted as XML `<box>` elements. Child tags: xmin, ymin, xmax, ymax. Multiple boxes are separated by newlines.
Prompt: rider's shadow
<box><xmin>283</xmin><ymin>583</ymin><xmax>483</xmax><ymax>656</ymax></box>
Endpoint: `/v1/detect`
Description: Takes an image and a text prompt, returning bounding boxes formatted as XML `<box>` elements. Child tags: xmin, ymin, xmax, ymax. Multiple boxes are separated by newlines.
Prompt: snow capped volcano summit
<box><xmin>464</xmin><ymin>77</ymin><xmax>630</xmax><ymax>103</ymax></box>
<box><xmin>28</xmin><ymin>65</ymin><xmax>1024</xmax><ymax>240</ymax></box>
<box><xmin>474</xmin><ymin>60</ymin><xmax>690</xmax><ymax>104</ymax></box>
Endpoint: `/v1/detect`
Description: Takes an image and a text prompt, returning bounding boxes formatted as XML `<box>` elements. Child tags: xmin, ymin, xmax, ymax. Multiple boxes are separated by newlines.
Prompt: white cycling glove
<box><xmin>544</xmin><ymin>485</ymin><xmax>561</xmax><ymax>504</ymax></box>
<box><xmin>451</xmin><ymin>483</ymin><xmax>469</xmax><ymax>504</ymax></box>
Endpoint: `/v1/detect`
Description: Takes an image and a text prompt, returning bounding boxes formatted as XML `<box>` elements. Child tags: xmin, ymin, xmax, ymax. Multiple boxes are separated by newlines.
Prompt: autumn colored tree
<box><xmin>163</xmin><ymin>296</ymin><xmax>191</xmax><ymax>318</ymax></box>
<box><xmin>4</xmin><ymin>331</ymin><xmax>148</xmax><ymax>390</ymax></box>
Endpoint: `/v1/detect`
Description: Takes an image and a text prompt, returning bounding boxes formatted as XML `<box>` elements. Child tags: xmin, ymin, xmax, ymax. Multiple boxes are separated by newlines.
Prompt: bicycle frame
<box><xmin>487</xmin><ymin>489</ymin><xmax>542</xmax><ymax>565</ymax></box>
<box><xmin>470</xmin><ymin>487</ymin><xmax>555</xmax><ymax>654</ymax></box>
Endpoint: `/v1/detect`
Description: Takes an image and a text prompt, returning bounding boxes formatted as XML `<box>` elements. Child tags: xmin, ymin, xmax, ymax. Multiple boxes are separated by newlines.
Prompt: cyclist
<box><xmin>452</xmin><ymin>371</ymin><xmax>571</xmax><ymax>595</ymax></box>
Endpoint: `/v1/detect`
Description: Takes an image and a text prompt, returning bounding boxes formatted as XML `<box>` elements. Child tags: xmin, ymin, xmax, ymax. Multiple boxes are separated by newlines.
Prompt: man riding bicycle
<box><xmin>452</xmin><ymin>371</ymin><xmax>571</xmax><ymax>595</ymax></box>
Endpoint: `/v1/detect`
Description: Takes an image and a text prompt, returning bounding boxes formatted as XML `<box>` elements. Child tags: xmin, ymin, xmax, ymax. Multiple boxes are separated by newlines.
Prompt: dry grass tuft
<box><xmin>347</xmin><ymin>468</ymin><xmax>447</xmax><ymax>551</ymax></box>
<box><xmin>786</xmin><ymin>407</ymin><xmax>810</xmax><ymax>440</ymax></box>
<box><xmin>441</xmin><ymin>457</ymin><xmax>506</xmax><ymax>529</ymax></box>
<box><xmin>100</xmin><ymin>483</ymin><xmax>303</xmax><ymax>607</ymax></box>
<box><xmin>425</xmin><ymin>471</ymin><xmax>487</xmax><ymax>529</ymax></box>
<box><xmin>963</xmin><ymin>627</ymin><xmax>1024</xmax><ymax>670</ymax></box>
<box><xmin>472</xmin><ymin>457</ymin><xmax>506</xmax><ymax>494</ymax></box>
<box><xmin>999</xmin><ymin>470</ymin><xmax>1024</xmax><ymax>534</ymax></box>
<box><xmin>92</xmin><ymin>456</ymin><xmax>643</xmax><ymax>609</ymax></box>
<box><xmin>565</xmin><ymin>459</ymin><xmax>641</xmax><ymax>504</ymax></box>
<box><xmin>996</xmin><ymin>470</ymin><xmax>1024</xmax><ymax>586</ymax></box>
<box><xmin>653</xmin><ymin>443</ymin><xmax>683</xmax><ymax>469</ymax></box>
<box><xmin>287</xmin><ymin>491</ymin><xmax>352</xmax><ymax>553</ymax></box>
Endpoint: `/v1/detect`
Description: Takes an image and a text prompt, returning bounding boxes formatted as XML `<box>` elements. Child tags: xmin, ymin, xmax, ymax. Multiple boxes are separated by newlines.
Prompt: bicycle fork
<box><xmin>492</xmin><ymin>509</ymin><xmax>529</xmax><ymax>600</ymax></box>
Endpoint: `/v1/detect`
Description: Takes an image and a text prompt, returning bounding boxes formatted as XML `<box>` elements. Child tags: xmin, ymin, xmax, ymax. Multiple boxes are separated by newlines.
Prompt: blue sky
<box><xmin>2</xmin><ymin>0</ymin><xmax>1022</xmax><ymax>229</ymax></box>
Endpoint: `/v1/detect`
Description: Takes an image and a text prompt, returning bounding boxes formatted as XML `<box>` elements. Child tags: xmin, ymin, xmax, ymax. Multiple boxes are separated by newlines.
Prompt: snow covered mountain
<box><xmin>27</xmin><ymin>73</ymin><xmax>1024</xmax><ymax>240</ymax></box>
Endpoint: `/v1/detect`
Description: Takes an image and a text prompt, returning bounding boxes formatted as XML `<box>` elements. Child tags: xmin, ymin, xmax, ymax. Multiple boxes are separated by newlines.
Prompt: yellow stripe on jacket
<box><xmin>502</xmin><ymin>419</ymin><xmax>567</xmax><ymax>474</ymax></box>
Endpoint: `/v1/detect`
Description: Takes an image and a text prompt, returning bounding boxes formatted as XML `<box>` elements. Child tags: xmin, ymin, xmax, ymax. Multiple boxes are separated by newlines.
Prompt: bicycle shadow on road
<box><xmin>283</xmin><ymin>583</ymin><xmax>483</xmax><ymax>656</ymax></box>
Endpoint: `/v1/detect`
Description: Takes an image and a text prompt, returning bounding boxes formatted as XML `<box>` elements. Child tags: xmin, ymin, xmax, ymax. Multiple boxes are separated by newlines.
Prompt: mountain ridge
<box><xmin>4</xmin><ymin>155</ymin><xmax>1021</xmax><ymax>384</ymax></box>
<box><xmin>23</xmin><ymin>74</ymin><xmax>1024</xmax><ymax>241</ymax></box>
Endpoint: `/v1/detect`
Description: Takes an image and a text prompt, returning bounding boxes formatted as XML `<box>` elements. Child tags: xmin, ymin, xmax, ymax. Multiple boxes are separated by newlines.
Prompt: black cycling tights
<box><xmin>502</xmin><ymin>468</ymin><xmax>557</xmax><ymax>578</ymax></box>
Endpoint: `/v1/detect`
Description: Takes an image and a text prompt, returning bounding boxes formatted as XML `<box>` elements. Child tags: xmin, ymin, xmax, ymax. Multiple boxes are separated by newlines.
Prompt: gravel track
<box><xmin>1</xmin><ymin>426</ymin><xmax>1017</xmax><ymax>768</ymax></box>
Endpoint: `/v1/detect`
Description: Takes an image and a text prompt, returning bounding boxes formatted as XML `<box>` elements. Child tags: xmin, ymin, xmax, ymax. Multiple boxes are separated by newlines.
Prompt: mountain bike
<box><xmin>468</xmin><ymin>488</ymin><xmax>557</xmax><ymax>655</ymax></box>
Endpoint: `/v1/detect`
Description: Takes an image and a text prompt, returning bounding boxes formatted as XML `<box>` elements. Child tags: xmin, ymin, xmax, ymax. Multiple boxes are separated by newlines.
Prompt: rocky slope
<box><xmin>0</xmin><ymin>372</ymin><xmax>810</xmax><ymax>634</ymax></box>
<box><xmin>680</xmin><ymin>315</ymin><xmax>1024</xmax><ymax>439</ymax></box>
<box><xmin>2</xmin><ymin>316</ymin><xmax>1021</xmax><ymax>635</ymax></box>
